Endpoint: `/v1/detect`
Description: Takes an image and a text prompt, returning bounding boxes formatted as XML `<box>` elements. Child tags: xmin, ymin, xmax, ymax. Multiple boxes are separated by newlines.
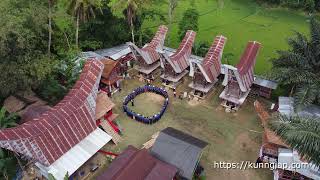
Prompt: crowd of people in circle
<box><xmin>123</xmin><ymin>85</ymin><xmax>169</xmax><ymax>124</ymax></box>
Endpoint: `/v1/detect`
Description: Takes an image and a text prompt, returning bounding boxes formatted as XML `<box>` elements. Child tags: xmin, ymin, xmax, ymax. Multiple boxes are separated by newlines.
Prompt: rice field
<box><xmin>142</xmin><ymin>0</ymin><xmax>310</xmax><ymax>74</ymax></box>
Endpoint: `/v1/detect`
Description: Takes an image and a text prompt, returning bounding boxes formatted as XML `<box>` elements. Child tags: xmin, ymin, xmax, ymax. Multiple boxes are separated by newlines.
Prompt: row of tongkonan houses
<box><xmin>0</xmin><ymin>25</ymin><xmax>316</xmax><ymax>180</ymax></box>
<box><xmin>82</xmin><ymin>25</ymin><xmax>278</xmax><ymax>111</ymax></box>
<box><xmin>0</xmin><ymin>58</ymin><xmax>208</xmax><ymax>180</ymax></box>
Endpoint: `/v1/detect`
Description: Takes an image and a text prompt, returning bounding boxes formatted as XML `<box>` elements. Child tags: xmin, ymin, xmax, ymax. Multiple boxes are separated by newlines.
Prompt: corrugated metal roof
<box><xmin>81</xmin><ymin>51</ymin><xmax>105</xmax><ymax>60</ymax></box>
<box><xmin>278</xmin><ymin>148</ymin><xmax>320</xmax><ymax>179</ymax></box>
<box><xmin>298</xmin><ymin>105</ymin><xmax>320</xmax><ymax>118</ymax></box>
<box><xmin>95</xmin><ymin>44</ymin><xmax>131</xmax><ymax>60</ymax></box>
<box><xmin>97</xmin><ymin>145</ymin><xmax>177</xmax><ymax>180</ymax></box>
<box><xmin>278</xmin><ymin>97</ymin><xmax>294</xmax><ymax>117</ymax></box>
<box><xmin>253</xmin><ymin>76</ymin><xmax>278</xmax><ymax>90</ymax></box>
<box><xmin>36</xmin><ymin>128</ymin><xmax>112</xmax><ymax>180</ymax></box>
<box><xmin>151</xmin><ymin>127</ymin><xmax>208</xmax><ymax>180</ymax></box>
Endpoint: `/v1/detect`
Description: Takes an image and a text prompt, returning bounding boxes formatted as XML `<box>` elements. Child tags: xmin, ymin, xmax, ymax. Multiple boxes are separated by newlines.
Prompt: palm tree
<box><xmin>68</xmin><ymin>0</ymin><xmax>102</xmax><ymax>48</ymax></box>
<box><xmin>0</xmin><ymin>107</ymin><xmax>17</xmax><ymax>129</ymax></box>
<box><xmin>269</xmin><ymin>115</ymin><xmax>320</xmax><ymax>166</ymax></box>
<box><xmin>109</xmin><ymin>0</ymin><xmax>151</xmax><ymax>44</ymax></box>
<box><xmin>271</xmin><ymin>17</ymin><xmax>320</xmax><ymax>110</ymax></box>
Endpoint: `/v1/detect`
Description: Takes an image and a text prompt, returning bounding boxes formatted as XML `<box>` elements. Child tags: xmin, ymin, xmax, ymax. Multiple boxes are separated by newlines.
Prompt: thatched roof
<box><xmin>3</xmin><ymin>91</ymin><xmax>47</xmax><ymax>114</ymax></box>
<box><xmin>95</xmin><ymin>91</ymin><xmax>115</xmax><ymax>120</ymax></box>
<box><xmin>3</xmin><ymin>96</ymin><xmax>26</xmax><ymax>113</ymax></box>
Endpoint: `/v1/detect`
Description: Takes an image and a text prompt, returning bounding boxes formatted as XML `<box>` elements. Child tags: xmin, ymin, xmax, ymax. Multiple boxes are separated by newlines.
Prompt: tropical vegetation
<box><xmin>270</xmin><ymin>115</ymin><xmax>320</xmax><ymax>166</ymax></box>
<box><xmin>0</xmin><ymin>107</ymin><xmax>18</xmax><ymax>180</ymax></box>
<box><xmin>271</xmin><ymin>17</ymin><xmax>320</xmax><ymax>109</ymax></box>
<box><xmin>0</xmin><ymin>108</ymin><xmax>18</xmax><ymax>129</ymax></box>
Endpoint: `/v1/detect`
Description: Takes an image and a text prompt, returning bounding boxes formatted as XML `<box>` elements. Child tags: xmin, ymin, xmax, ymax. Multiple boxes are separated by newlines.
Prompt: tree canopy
<box><xmin>178</xmin><ymin>8</ymin><xmax>199</xmax><ymax>40</ymax></box>
<box><xmin>270</xmin><ymin>115</ymin><xmax>320</xmax><ymax>166</ymax></box>
<box><xmin>271</xmin><ymin>17</ymin><xmax>320</xmax><ymax>109</ymax></box>
<box><xmin>0</xmin><ymin>0</ymin><xmax>54</xmax><ymax>98</ymax></box>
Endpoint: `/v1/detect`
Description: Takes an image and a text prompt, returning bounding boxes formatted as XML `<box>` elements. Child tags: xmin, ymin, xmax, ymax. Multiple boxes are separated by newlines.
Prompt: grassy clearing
<box><xmin>142</xmin><ymin>0</ymin><xmax>309</xmax><ymax>74</ymax></box>
<box><xmin>98</xmin><ymin>77</ymin><xmax>273</xmax><ymax>180</ymax></box>
<box><xmin>129</xmin><ymin>92</ymin><xmax>165</xmax><ymax>117</ymax></box>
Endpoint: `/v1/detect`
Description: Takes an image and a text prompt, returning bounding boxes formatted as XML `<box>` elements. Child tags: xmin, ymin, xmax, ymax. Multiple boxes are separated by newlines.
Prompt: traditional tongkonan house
<box><xmin>100</xmin><ymin>58</ymin><xmax>123</xmax><ymax>96</ymax></box>
<box><xmin>95</xmin><ymin>91</ymin><xmax>122</xmax><ymax>145</ymax></box>
<box><xmin>0</xmin><ymin>60</ymin><xmax>112</xmax><ymax>180</ymax></box>
<box><xmin>128</xmin><ymin>25</ymin><xmax>168</xmax><ymax>78</ymax></box>
<box><xmin>219</xmin><ymin>41</ymin><xmax>261</xmax><ymax>110</ymax></box>
<box><xmin>189</xmin><ymin>35</ymin><xmax>227</xmax><ymax>97</ymax></box>
<box><xmin>159</xmin><ymin>30</ymin><xmax>196</xmax><ymax>89</ymax></box>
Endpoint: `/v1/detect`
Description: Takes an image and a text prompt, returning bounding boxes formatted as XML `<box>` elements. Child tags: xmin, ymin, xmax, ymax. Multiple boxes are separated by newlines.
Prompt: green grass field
<box><xmin>142</xmin><ymin>0</ymin><xmax>309</xmax><ymax>74</ymax></box>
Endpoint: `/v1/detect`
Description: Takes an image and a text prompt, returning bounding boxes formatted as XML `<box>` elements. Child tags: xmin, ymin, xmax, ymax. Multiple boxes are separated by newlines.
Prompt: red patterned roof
<box><xmin>236</xmin><ymin>41</ymin><xmax>261</xmax><ymax>90</ymax></box>
<box><xmin>201</xmin><ymin>35</ymin><xmax>226</xmax><ymax>82</ymax></box>
<box><xmin>140</xmin><ymin>25</ymin><xmax>168</xmax><ymax>64</ymax></box>
<box><xmin>168</xmin><ymin>30</ymin><xmax>196</xmax><ymax>73</ymax></box>
<box><xmin>0</xmin><ymin>60</ymin><xmax>104</xmax><ymax>166</ymax></box>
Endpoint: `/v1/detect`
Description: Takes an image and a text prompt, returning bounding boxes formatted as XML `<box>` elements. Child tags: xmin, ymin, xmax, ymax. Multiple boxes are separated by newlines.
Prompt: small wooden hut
<box><xmin>100</xmin><ymin>59</ymin><xmax>123</xmax><ymax>95</ymax></box>
<box><xmin>95</xmin><ymin>91</ymin><xmax>122</xmax><ymax>144</ymax></box>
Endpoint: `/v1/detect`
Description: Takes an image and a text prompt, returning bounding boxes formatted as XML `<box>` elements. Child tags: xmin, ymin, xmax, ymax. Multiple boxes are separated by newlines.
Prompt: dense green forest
<box><xmin>0</xmin><ymin>0</ymin><xmax>158</xmax><ymax>105</ymax></box>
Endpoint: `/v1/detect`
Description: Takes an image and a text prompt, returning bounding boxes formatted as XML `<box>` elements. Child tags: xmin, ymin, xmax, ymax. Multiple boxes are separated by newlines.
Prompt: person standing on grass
<box><xmin>173</xmin><ymin>89</ymin><xmax>176</xmax><ymax>98</ymax></box>
<box><xmin>131</xmin><ymin>99</ymin><xmax>134</xmax><ymax>106</ymax></box>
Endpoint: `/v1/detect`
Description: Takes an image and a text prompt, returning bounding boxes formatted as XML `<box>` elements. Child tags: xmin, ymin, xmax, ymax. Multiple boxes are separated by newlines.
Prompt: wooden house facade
<box><xmin>100</xmin><ymin>59</ymin><xmax>123</xmax><ymax>95</ymax></box>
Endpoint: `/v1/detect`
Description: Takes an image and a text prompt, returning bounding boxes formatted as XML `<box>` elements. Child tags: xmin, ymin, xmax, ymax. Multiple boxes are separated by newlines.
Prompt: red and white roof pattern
<box><xmin>0</xmin><ymin>60</ymin><xmax>104</xmax><ymax>166</ymax></box>
<box><xmin>129</xmin><ymin>25</ymin><xmax>168</xmax><ymax>65</ymax></box>
<box><xmin>162</xmin><ymin>30</ymin><xmax>196</xmax><ymax>73</ymax></box>
<box><xmin>222</xmin><ymin>41</ymin><xmax>261</xmax><ymax>92</ymax></box>
<box><xmin>194</xmin><ymin>35</ymin><xmax>226</xmax><ymax>83</ymax></box>
<box><xmin>236</xmin><ymin>41</ymin><xmax>261</xmax><ymax>91</ymax></box>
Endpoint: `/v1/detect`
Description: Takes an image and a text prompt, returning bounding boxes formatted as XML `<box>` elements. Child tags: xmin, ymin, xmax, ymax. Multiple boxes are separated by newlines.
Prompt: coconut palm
<box><xmin>68</xmin><ymin>0</ymin><xmax>102</xmax><ymax>48</ymax></box>
<box><xmin>109</xmin><ymin>0</ymin><xmax>151</xmax><ymax>44</ymax></box>
<box><xmin>0</xmin><ymin>107</ymin><xmax>17</xmax><ymax>129</ymax></box>
<box><xmin>271</xmin><ymin>17</ymin><xmax>320</xmax><ymax>110</ymax></box>
<box><xmin>269</xmin><ymin>115</ymin><xmax>320</xmax><ymax>166</ymax></box>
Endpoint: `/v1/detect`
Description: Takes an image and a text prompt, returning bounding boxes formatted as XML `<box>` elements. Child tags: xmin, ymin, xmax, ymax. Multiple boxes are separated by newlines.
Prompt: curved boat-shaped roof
<box><xmin>129</xmin><ymin>25</ymin><xmax>168</xmax><ymax>65</ymax></box>
<box><xmin>192</xmin><ymin>35</ymin><xmax>226</xmax><ymax>83</ymax></box>
<box><xmin>163</xmin><ymin>30</ymin><xmax>196</xmax><ymax>73</ymax></box>
<box><xmin>236</xmin><ymin>41</ymin><xmax>261</xmax><ymax>91</ymax></box>
<box><xmin>0</xmin><ymin>60</ymin><xmax>104</xmax><ymax>166</ymax></box>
